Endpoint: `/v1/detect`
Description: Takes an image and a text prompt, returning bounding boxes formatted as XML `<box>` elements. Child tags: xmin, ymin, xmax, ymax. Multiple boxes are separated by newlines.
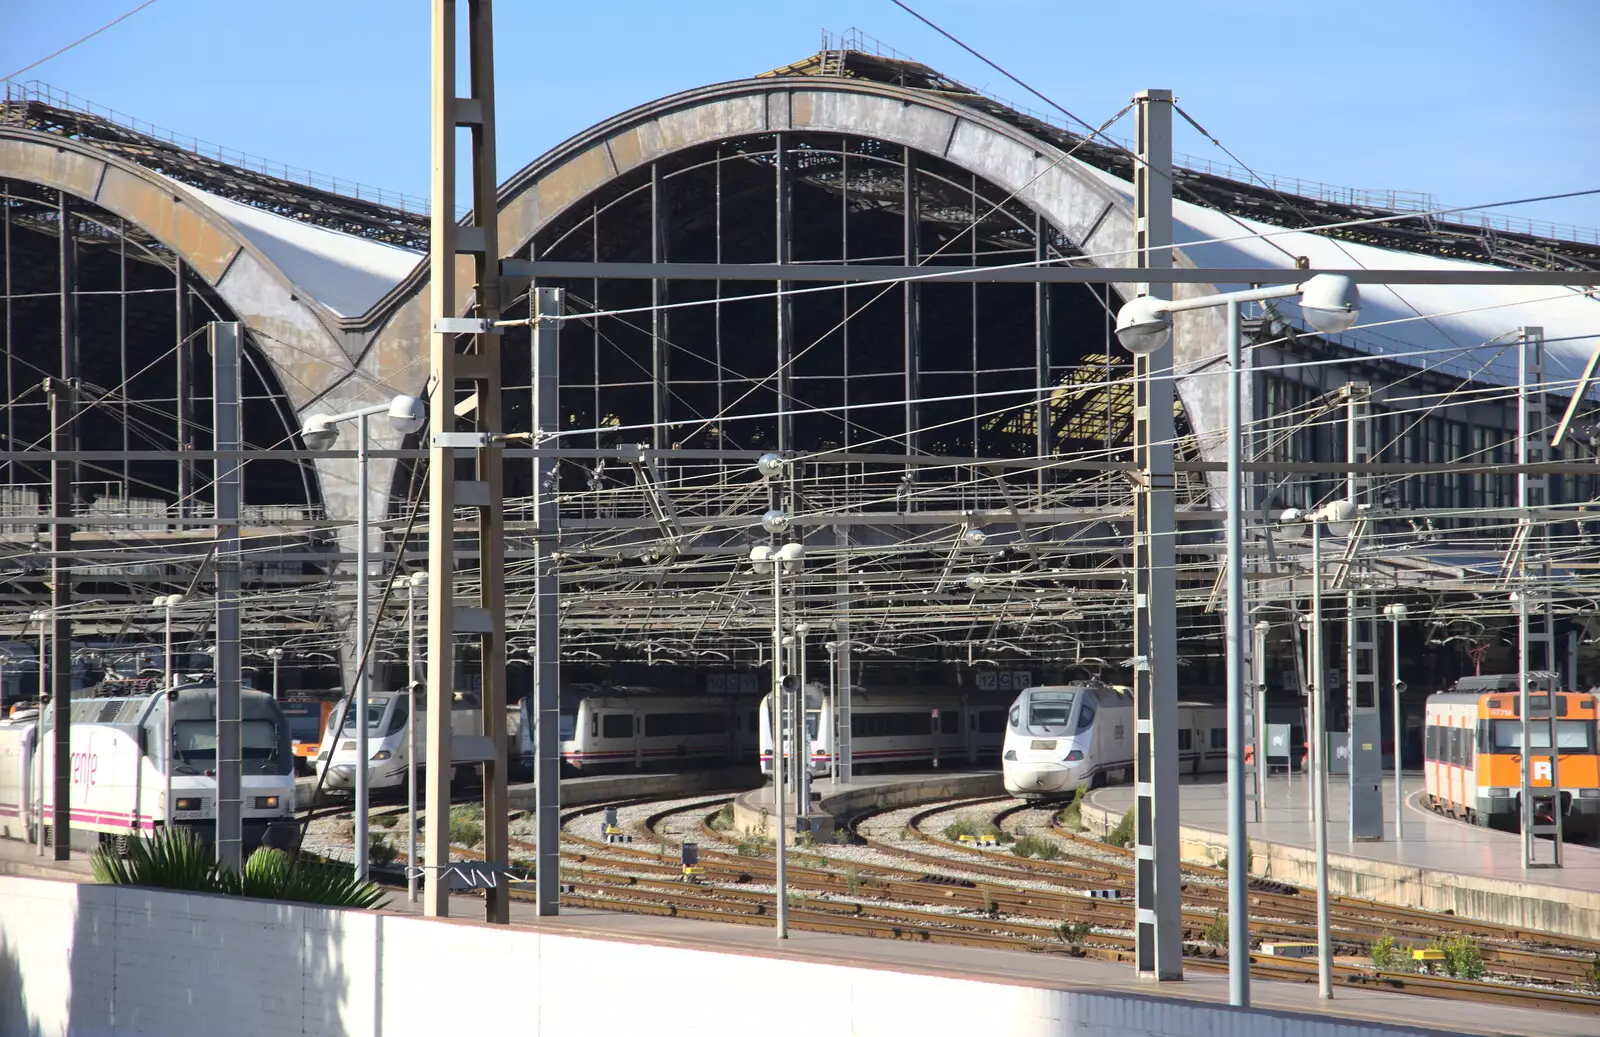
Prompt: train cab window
<box><xmin>1025</xmin><ymin>692</ymin><xmax>1075</xmax><ymax>732</ymax></box>
<box><xmin>1008</xmin><ymin>706</ymin><xmax>1020</xmax><ymax>728</ymax></box>
<box><xmin>602</xmin><ymin>714</ymin><xmax>632</xmax><ymax>739</ymax></box>
<box><xmin>386</xmin><ymin>697</ymin><xmax>409</xmax><ymax>736</ymax></box>
<box><xmin>1488</xmin><ymin>719</ymin><xmax>1597</xmax><ymax>753</ymax></box>
<box><xmin>1210</xmin><ymin>728</ymin><xmax>1227</xmax><ymax>750</ymax></box>
<box><xmin>559</xmin><ymin>714</ymin><xmax>576</xmax><ymax>741</ymax></box>
<box><xmin>1075</xmin><ymin>701</ymin><xmax>1096</xmax><ymax>733</ymax></box>
<box><xmin>1178</xmin><ymin>729</ymin><xmax>1192</xmax><ymax>751</ymax></box>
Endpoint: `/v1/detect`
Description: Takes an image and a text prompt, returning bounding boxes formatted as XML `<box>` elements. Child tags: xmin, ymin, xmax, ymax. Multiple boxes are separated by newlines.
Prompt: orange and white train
<box><xmin>1423</xmin><ymin>673</ymin><xmax>1600</xmax><ymax>836</ymax></box>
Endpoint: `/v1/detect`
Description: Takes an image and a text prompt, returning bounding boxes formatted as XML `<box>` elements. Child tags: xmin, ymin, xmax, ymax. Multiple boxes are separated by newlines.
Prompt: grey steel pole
<box><xmin>212</xmin><ymin>321</ymin><xmax>244</xmax><ymax>873</ymax></box>
<box><xmin>272</xmin><ymin>654</ymin><xmax>281</xmax><ymax>701</ymax></box>
<box><xmin>1225</xmin><ymin>300</ymin><xmax>1249</xmax><ymax>1006</ymax></box>
<box><xmin>532</xmin><ymin>287</ymin><xmax>562</xmax><ymax>915</ymax></box>
<box><xmin>1391</xmin><ymin>610</ymin><xmax>1404</xmax><ymax>840</ymax></box>
<box><xmin>1519</xmin><ymin>588</ymin><xmax>1532</xmax><ymax>867</ymax></box>
<box><xmin>34</xmin><ymin>613</ymin><xmax>45</xmax><ymax>855</ymax></box>
<box><xmin>354</xmin><ymin>412</ymin><xmax>370</xmax><ymax>883</ymax></box>
<box><xmin>826</xmin><ymin>641</ymin><xmax>838</xmax><ymax>784</ymax></box>
<box><xmin>797</xmin><ymin>624</ymin><xmax>810</xmax><ymax>829</ymax></box>
<box><xmin>1252</xmin><ymin>620</ymin><xmax>1270</xmax><ymax>824</ymax></box>
<box><xmin>407</xmin><ymin>578</ymin><xmax>420</xmax><ymax>904</ymax></box>
<box><xmin>1311</xmin><ymin>521</ymin><xmax>1332</xmax><ymax>998</ymax></box>
<box><xmin>772</xmin><ymin>560</ymin><xmax>788</xmax><ymax>938</ymax></box>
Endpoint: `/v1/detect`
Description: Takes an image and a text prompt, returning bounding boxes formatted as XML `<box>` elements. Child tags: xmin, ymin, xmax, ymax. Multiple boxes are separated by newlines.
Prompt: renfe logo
<box><xmin>71</xmin><ymin>751</ymin><xmax>99</xmax><ymax>789</ymax></box>
<box><xmin>1534</xmin><ymin>759</ymin><xmax>1553</xmax><ymax>782</ymax></box>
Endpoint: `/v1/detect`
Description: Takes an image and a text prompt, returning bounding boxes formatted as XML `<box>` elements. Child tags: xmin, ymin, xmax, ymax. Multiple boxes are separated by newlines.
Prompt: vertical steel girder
<box><xmin>49</xmin><ymin>190</ymin><xmax>76</xmax><ymax>860</ymax></box>
<box><xmin>212</xmin><ymin>321</ymin><xmax>244</xmax><ymax>872</ymax></box>
<box><xmin>1344</xmin><ymin>383</ymin><xmax>1383</xmax><ymax>841</ymax></box>
<box><xmin>425</xmin><ymin>0</ymin><xmax>510</xmax><ymax>922</ymax></box>
<box><xmin>1130</xmin><ymin>88</ymin><xmax>1182</xmax><ymax>981</ymax></box>
<box><xmin>1517</xmin><ymin>326</ymin><xmax>1562</xmax><ymax>867</ymax></box>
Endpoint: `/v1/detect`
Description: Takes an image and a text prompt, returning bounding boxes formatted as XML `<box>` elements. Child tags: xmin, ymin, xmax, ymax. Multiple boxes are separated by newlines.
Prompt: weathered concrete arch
<box><xmin>0</xmin><ymin>128</ymin><xmax>421</xmax><ymax>529</ymax></box>
<box><xmin>362</xmin><ymin>75</ymin><xmax>1235</xmax><ymax>475</ymax></box>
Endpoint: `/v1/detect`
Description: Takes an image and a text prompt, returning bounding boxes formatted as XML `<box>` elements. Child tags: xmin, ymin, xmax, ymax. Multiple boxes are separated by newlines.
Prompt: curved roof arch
<box><xmin>362</xmin><ymin>75</ymin><xmax>1239</xmax><ymax>454</ymax></box>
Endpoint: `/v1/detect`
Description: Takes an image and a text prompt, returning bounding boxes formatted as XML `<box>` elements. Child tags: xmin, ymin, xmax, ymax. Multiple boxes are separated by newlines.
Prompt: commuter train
<box><xmin>1423</xmin><ymin>675</ymin><xmax>1600</xmax><ymax>836</ymax></box>
<box><xmin>0</xmin><ymin>679</ymin><xmax>297</xmax><ymax>851</ymax></box>
<box><xmin>517</xmin><ymin>685</ymin><xmax>760</xmax><ymax>775</ymax></box>
<box><xmin>1002</xmin><ymin>683</ymin><xmax>1228</xmax><ymax>799</ymax></box>
<box><xmin>759</xmin><ymin>685</ymin><xmax>1012</xmax><ymax>777</ymax></box>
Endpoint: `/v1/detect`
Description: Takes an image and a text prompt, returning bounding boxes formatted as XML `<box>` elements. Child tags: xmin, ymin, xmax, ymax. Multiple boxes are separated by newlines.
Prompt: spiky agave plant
<box><xmin>91</xmin><ymin>827</ymin><xmax>226</xmax><ymax>893</ymax></box>
<box><xmin>242</xmin><ymin>848</ymin><xmax>388</xmax><ymax>910</ymax></box>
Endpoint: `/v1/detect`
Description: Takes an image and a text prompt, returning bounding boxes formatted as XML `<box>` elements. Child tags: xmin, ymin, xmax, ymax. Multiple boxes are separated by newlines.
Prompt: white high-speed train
<box><xmin>759</xmin><ymin>684</ymin><xmax>1012</xmax><ymax>777</ymax></box>
<box><xmin>0</xmin><ymin>679</ymin><xmax>297</xmax><ymax>851</ymax></box>
<box><xmin>1002</xmin><ymin>683</ymin><xmax>1228</xmax><ymax>799</ymax></box>
<box><xmin>314</xmin><ymin>688</ymin><xmax>501</xmax><ymax>794</ymax></box>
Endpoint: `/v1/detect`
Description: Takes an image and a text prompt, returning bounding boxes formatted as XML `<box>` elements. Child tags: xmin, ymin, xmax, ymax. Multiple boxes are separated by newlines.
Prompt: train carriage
<box><xmin>1002</xmin><ymin>682</ymin><xmax>1228</xmax><ymax>799</ymax></box>
<box><xmin>0</xmin><ymin>679</ymin><xmax>296</xmax><ymax>852</ymax></box>
<box><xmin>1423</xmin><ymin>676</ymin><xmax>1600</xmax><ymax>836</ymax></box>
<box><xmin>759</xmin><ymin>685</ymin><xmax>1011</xmax><ymax>777</ymax></box>
<box><xmin>517</xmin><ymin>685</ymin><xmax>760</xmax><ymax>775</ymax></box>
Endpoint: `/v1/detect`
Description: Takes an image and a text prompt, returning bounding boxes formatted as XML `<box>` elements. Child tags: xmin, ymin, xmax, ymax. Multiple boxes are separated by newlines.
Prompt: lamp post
<box><xmin>301</xmin><ymin>393</ymin><xmax>426</xmax><ymax>883</ymax></box>
<box><xmin>795</xmin><ymin>621</ymin><xmax>811</xmax><ymax>826</ymax></box>
<box><xmin>1118</xmin><ymin>274</ymin><xmax>1361</xmax><ymax>1007</ymax></box>
<box><xmin>1279</xmin><ymin>500</ymin><xmax>1358</xmax><ymax>999</ymax></box>
<box><xmin>750</xmin><ymin>539</ymin><xmax>804</xmax><ymax>940</ymax></box>
<box><xmin>397</xmin><ymin>570</ymin><xmax>426</xmax><ymax>903</ymax></box>
<box><xmin>1384</xmin><ymin>603</ymin><xmax>1408</xmax><ymax>840</ymax></box>
<box><xmin>265</xmin><ymin>646</ymin><xmax>285</xmax><ymax>701</ymax></box>
<box><xmin>154</xmin><ymin>593</ymin><xmax>187</xmax><ymax>831</ymax></box>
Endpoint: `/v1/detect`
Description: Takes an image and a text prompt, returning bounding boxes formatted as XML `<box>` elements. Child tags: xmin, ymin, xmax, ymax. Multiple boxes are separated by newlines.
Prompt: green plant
<box><xmin>1011</xmin><ymin>835</ymin><xmax>1060</xmax><ymax>860</ymax></box>
<box><xmin>91</xmin><ymin>827</ymin><xmax>222</xmax><ymax>892</ymax></box>
<box><xmin>1370</xmin><ymin>934</ymin><xmax>1413</xmax><ymax>972</ymax></box>
<box><xmin>708</xmin><ymin>803</ymin><xmax>735</xmax><ymax>832</ymax></box>
<box><xmin>941</xmin><ymin>815</ymin><xmax>1011</xmax><ymax>844</ymax></box>
<box><xmin>240</xmin><ymin>849</ymin><xmax>388</xmax><ymax>909</ymax></box>
<box><xmin>367</xmin><ymin>833</ymin><xmax>398</xmax><ymax>868</ymax></box>
<box><xmin>1218</xmin><ymin>839</ymin><xmax>1255</xmax><ymax>873</ymax></box>
<box><xmin>94</xmin><ymin>831</ymin><xmax>387</xmax><ymax>910</ymax></box>
<box><xmin>1054</xmin><ymin>920</ymin><xmax>1090</xmax><ymax>945</ymax></box>
<box><xmin>1103</xmin><ymin>810</ymin><xmax>1134</xmax><ymax>848</ymax></box>
<box><xmin>1055</xmin><ymin>783</ymin><xmax>1089</xmax><ymax>831</ymax></box>
<box><xmin>1433</xmin><ymin>934</ymin><xmax>1485</xmax><ymax>980</ymax></box>
<box><xmin>1583</xmin><ymin>952</ymin><xmax>1600</xmax><ymax>993</ymax></box>
<box><xmin>1203</xmin><ymin>911</ymin><xmax>1228</xmax><ymax>949</ymax></box>
<box><xmin>845</xmin><ymin>867</ymin><xmax>861</xmax><ymax>896</ymax></box>
<box><xmin>449</xmin><ymin>804</ymin><xmax>484</xmax><ymax>847</ymax></box>
<box><xmin>981</xmin><ymin>886</ymin><xmax>997</xmax><ymax>916</ymax></box>
<box><xmin>371</xmin><ymin>813</ymin><xmax>399</xmax><ymax>830</ymax></box>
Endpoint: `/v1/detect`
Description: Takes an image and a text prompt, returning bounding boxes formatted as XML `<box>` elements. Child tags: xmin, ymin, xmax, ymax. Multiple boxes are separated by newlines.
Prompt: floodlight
<box><xmin>1297</xmin><ymin>274</ymin><xmax>1361</xmax><ymax>335</ymax></box>
<box><xmin>387</xmin><ymin>394</ymin><xmax>426</xmax><ymax>435</ymax></box>
<box><xmin>301</xmin><ymin>416</ymin><xmax>340</xmax><ymax>451</ymax></box>
<box><xmin>748</xmin><ymin>545</ymin><xmax>774</xmax><ymax>575</ymax></box>
<box><xmin>1114</xmin><ymin>296</ymin><xmax>1173</xmax><ymax>355</ymax></box>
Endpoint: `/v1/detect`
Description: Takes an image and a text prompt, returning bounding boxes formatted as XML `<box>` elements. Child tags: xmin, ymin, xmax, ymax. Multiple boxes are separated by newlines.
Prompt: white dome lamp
<box><xmin>300</xmin><ymin>415</ymin><xmax>340</xmax><ymax>451</ymax></box>
<box><xmin>387</xmin><ymin>394</ymin><xmax>427</xmax><ymax>435</ymax></box>
<box><xmin>1297</xmin><ymin>274</ymin><xmax>1361</xmax><ymax>335</ymax></box>
<box><xmin>1321</xmin><ymin>498</ymin><xmax>1359</xmax><ymax>538</ymax></box>
<box><xmin>1113</xmin><ymin>295</ymin><xmax>1174</xmax><ymax>356</ymax></box>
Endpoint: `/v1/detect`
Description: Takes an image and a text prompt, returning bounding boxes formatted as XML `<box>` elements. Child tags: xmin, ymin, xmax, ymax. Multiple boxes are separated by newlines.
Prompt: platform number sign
<box><xmin>974</xmin><ymin>670</ymin><xmax>1035</xmax><ymax>692</ymax></box>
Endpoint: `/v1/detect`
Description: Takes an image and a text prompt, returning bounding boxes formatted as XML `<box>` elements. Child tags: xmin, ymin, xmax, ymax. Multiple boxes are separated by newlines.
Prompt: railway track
<box><xmin>316</xmin><ymin>790</ymin><xmax>1600</xmax><ymax>1013</ymax></box>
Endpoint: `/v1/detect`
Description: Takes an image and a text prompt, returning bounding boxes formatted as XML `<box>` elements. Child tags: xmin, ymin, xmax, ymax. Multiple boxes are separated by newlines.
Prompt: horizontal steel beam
<box><xmin>502</xmin><ymin>260</ymin><xmax>1600</xmax><ymax>287</ymax></box>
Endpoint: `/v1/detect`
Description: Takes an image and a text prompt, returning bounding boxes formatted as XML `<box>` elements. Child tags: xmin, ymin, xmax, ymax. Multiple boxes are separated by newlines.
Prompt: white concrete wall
<box><xmin>0</xmin><ymin>874</ymin><xmax>1451</xmax><ymax>1037</ymax></box>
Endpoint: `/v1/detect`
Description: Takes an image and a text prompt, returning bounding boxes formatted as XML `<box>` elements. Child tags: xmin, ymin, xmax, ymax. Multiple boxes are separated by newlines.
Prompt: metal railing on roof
<box><xmin>2</xmin><ymin>79</ymin><xmax>433</xmax><ymax>218</ymax></box>
<box><xmin>817</xmin><ymin>29</ymin><xmax>1600</xmax><ymax>247</ymax></box>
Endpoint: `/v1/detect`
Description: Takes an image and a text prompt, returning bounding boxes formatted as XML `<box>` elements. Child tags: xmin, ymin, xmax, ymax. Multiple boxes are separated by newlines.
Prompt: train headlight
<box><xmin>254</xmin><ymin>796</ymin><xmax>280</xmax><ymax>810</ymax></box>
<box><xmin>175</xmin><ymin>798</ymin><xmax>201</xmax><ymax>812</ymax></box>
<box><xmin>371</xmin><ymin>750</ymin><xmax>392</xmax><ymax>761</ymax></box>
<box><xmin>1003</xmin><ymin>750</ymin><xmax>1017</xmax><ymax>761</ymax></box>
<box><xmin>1065</xmin><ymin>750</ymin><xmax>1084</xmax><ymax>762</ymax></box>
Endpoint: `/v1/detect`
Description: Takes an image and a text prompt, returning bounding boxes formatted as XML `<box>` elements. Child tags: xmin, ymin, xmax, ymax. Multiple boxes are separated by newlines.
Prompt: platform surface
<box><xmin>1093</xmin><ymin>773</ymin><xmax>1600</xmax><ymax>891</ymax></box>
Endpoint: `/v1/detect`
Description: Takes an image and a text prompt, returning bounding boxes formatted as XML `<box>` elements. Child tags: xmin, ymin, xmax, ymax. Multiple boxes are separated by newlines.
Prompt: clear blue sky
<box><xmin>5</xmin><ymin>1</ymin><xmax>1597</xmax><ymax>232</ymax></box>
